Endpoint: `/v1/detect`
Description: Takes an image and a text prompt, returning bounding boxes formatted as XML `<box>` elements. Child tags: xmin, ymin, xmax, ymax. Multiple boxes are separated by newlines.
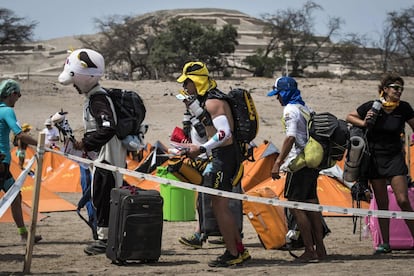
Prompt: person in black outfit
<box><xmin>346</xmin><ymin>72</ymin><xmax>414</xmax><ymax>254</ymax></box>
<box><xmin>176</xmin><ymin>61</ymin><xmax>250</xmax><ymax>267</ymax></box>
<box><xmin>58</xmin><ymin>48</ymin><xmax>127</xmax><ymax>255</ymax></box>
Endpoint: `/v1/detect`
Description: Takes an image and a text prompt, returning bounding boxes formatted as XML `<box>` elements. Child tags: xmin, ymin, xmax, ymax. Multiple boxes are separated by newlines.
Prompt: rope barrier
<box><xmin>46</xmin><ymin>148</ymin><xmax>414</xmax><ymax>220</ymax></box>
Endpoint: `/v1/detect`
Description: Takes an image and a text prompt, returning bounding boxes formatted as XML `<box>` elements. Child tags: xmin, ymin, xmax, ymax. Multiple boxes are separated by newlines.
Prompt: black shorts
<box><xmin>284</xmin><ymin>167</ymin><xmax>319</xmax><ymax>201</ymax></box>
<box><xmin>203</xmin><ymin>144</ymin><xmax>239</xmax><ymax>192</ymax></box>
<box><xmin>368</xmin><ymin>150</ymin><xmax>408</xmax><ymax>179</ymax></box>
<box><xmin>0</xmin><ymin>163</ymin><xmax>14</xmax><ymax>192</ymax></box>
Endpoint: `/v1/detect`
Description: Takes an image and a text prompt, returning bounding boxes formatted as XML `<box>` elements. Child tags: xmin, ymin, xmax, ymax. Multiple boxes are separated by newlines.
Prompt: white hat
<box><xmin>44</xmin><ymin>118</ymin><xmax>52</xmax><ymax>126</ymax></box>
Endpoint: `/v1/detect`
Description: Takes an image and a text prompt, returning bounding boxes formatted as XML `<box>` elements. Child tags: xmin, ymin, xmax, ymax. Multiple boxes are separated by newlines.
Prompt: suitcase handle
<box><xmin>121</xmin><ymin>183</ymin><xmax>145</xmax><ymax>195</ymax></box>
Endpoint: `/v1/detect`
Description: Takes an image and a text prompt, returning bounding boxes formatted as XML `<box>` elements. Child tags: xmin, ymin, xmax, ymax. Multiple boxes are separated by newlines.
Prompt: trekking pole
<box><xmin>23</xmin><ymin>133</ymin><xmax>45</xmax><ymax>274</ymax></box>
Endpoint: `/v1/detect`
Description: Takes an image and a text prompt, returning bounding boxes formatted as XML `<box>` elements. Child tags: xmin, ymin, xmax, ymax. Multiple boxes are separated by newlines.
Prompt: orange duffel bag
<box><xmin>243</xmin><ymin>186</ymin><xmax>287</xmax><ymax>249</ymax></box>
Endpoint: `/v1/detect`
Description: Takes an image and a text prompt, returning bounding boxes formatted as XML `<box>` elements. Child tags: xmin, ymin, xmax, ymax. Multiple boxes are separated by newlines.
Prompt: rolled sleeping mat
<box><xmin>347</xmin><ymin>136</ymin><xmax>365</xmax><ymax>166</ymax></box>
<box><xmin>343</xmin><ymin>136</ymin><xmax>365</xmax><ymax>182</ymax></box>
<box><xmin>343</xmin><ymin>164</ymin><xmax>360</xmax><ymax>182</ymax></box>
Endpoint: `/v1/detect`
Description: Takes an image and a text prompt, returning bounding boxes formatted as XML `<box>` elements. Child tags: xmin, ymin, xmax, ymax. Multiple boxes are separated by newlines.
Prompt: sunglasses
<box><xmin>14</xmin><ymin>92</ymin><xmax>21</xmax><ymax>98</ymax></box>
<box><xmin>388</xmin><ymin>84</ymin><xmax>404</xmax><ymax>92</ymax></box>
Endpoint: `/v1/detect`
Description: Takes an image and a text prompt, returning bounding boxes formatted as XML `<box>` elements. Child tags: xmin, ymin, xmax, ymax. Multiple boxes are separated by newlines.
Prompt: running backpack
<box><xmin>309</xmin><ymin>112</ymin><xmax>349</xmax><ymax>169</ymax></box>
<box><xmin>288</xmin><ymin>112</ymin><xmax>349</xmax><ymax>171</ymax></box>
<box><xmin>90</xmin><ymin>88</ymin><xmax>146</xmax><ymax>139</ymax></box>
<box><xmin>226</xmin><ymin>88</ymin><xmax>259</xmax><ymax>162</ymax></box>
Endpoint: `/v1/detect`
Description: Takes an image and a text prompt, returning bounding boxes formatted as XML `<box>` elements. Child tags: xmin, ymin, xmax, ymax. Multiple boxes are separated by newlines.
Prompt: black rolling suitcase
<box><xmin>106</xmin><ymin>187</ymin><xmax>163</xmax><ymax>264</ymax></box>
<box><xmin>199</xmin><ymin>184</ymin><xmax>243</xmax><ymax>237</ymax></box>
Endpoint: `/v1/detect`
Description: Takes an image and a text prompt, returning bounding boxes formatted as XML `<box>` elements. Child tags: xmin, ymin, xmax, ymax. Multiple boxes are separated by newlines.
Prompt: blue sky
<box><xmin>1</xmin><ymin>0</ymin><xmax>413</xmax><ymax>41</ymax></box>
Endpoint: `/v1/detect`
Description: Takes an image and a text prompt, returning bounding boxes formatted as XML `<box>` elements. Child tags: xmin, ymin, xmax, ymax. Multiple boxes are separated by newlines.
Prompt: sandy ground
<box><xmin>1</xmin><ymin>76</ymin><xmax>414</xmax><ymax>275</ymax></box>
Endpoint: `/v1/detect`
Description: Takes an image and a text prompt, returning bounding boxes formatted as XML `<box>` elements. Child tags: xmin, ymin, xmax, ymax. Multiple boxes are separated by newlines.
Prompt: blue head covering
<box><xmin>267</xmin><ymin>76</ymin><xmax>305</xmax><ymax>106</ymax></box>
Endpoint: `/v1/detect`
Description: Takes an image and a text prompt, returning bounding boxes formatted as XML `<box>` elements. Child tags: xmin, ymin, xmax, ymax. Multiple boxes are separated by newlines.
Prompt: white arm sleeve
<box><xmin>202</xmin><ymin>115</ymin><xmax>232</xmax><ymax>152</ymax></box>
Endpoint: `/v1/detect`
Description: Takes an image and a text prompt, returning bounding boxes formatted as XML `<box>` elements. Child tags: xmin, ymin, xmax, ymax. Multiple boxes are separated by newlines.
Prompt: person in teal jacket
<box><xmin>0</xmin><ymin>79</ymin><xmax>42</xmax><ymax>243</ymax></box>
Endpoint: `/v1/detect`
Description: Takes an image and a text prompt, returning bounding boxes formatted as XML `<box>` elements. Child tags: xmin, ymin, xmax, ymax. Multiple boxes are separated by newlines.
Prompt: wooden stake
<box><xmin>23</xmin><ymin>133</ymin><xmax>45</xmax><ymax>274</ymax></box>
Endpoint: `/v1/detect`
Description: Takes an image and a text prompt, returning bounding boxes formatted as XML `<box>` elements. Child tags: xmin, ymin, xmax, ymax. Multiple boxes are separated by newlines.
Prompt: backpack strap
<box><xmin>206</xmin><ymin>88</ymin><xmax>227</xmax><ymax>101</ymax></box>
<box><xmin>89</xmin><ymin>88</ymin><xmax>117</xmax><ymax>125</ymax></box>
<box><xmin>295</xmin><ymin>105</ymin><xmax>313</xmax><ymax>140</ymax></box>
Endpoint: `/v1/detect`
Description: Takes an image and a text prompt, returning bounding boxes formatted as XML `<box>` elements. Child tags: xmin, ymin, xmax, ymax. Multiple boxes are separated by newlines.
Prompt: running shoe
<box><xmin>179</xmin><ymin>233</ymin><xmax>203</xmax><ymax>249</ymax></box>
<box><xmin>240</xmin><ymin>248</ymin><xmax>251</xmax><ymax>261</ymax></box>
<box><xmin>375</xmin><ymin>243</ymin><xmax>392</xmax><ymax>254</ymax></box>
<box><xmin>20</xmin><ymin>233</ymin><xmax>42</xmax><ymax>243</ymax></box>
<box><xmin>208</xmin><ymin>250</ymin><xmax>243</xmax><ymax>267</ymax></box>
<box><xmin>208</xmin><ymin>236</ymin><xmax>225</xmax><ymax>245</ymax></box>
<box><xmin>84</xmin><ymin>240</ymin><xmax>107</xmax><ymax>255</ymax></box>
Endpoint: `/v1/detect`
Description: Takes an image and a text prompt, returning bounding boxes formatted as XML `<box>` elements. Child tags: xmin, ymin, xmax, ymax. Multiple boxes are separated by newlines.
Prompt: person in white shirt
<box><xmin>42</xmin><ymin>118</ymin><xmax>60</xmax><ymax>148</ymax></box>
<box><xmin>268</xmin><ymin>76</ymin><xmax>327</xmax><ymax>262</ymax></box>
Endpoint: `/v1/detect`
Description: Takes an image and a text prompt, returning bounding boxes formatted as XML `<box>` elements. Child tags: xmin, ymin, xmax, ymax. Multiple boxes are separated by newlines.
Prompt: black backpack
<box><xmin>226</xmin><ymin>88</ymin><xmax>259</xmax><ymax>162</ymax></box>
<box><xmin>308</xmin><ymin>112</ymin><xmax>349</xmax><ymax>169</ymax></box>
<box><xmin>90</xmin><ymin>88</ymin><xmax>146</xmax><ymax>139</ymax></box>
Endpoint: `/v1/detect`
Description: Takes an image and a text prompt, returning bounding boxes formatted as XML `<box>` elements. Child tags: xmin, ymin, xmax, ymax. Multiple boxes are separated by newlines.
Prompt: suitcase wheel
<box><xmin>144</xmin><ymin>259</ymin><xmax>159</xmax><ymax>263</ymax></box>
<box><xmin>112</xmin><ymin>260</ymin><xmax>127</xmax><ymax>266</ymax></box>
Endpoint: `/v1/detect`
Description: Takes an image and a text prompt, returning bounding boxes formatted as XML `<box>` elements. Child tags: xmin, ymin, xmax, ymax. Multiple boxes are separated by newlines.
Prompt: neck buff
<box><xmin>379</xmin><ymin>91</ymin><xmax>399</xmax><ymax>112</ymax></box>
<box><xmin>280</xmin><ymin>88</ymin><xmax>305</xmax><ymax>106</ymax></box>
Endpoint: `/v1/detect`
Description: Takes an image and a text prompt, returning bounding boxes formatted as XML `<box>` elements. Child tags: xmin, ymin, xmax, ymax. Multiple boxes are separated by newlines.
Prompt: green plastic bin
<box><xmin>157</xmin><ymin>166</ymin><xmax>196</xmax><ymax>221</ymax></box>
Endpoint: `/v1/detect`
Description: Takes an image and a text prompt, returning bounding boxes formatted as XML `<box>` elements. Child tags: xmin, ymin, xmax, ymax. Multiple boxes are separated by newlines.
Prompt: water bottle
<box><xmin>122</xmin><ymin>135</ymin><xmax>142</xmax><ymax>151</ymax></box>
<box><xmin>366</xmin><ymin>100</ymin><xmax>382</xmax><ymax>128</ymax></box>
<box><xmin>182</xmin><ymin>111</ymin><xmax>192</xmax><ymax>138</ymax></box>
<box><xmin>190</xmin><ymin>117</ymin><xmax>206</xmax><ymax>138</ymax></box>
<box><xmin>187</xmin><ymin>98</ymin><xmax>204</xmax><ymax>118</ymax></box>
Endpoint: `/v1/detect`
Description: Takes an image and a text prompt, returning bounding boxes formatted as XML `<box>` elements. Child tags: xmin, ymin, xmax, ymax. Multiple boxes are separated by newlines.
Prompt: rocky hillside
<box><xmin>0</xmin><ymin>8</ymin><xmax>269</xmax><ymax>79</ymax></box>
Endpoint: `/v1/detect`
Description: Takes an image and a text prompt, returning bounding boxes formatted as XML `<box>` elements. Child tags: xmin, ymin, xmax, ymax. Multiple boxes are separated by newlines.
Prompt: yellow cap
<box><xmin>177</xmin><ymin>61</ymin><xmax>215</xmax><ymax>96</ymax></box>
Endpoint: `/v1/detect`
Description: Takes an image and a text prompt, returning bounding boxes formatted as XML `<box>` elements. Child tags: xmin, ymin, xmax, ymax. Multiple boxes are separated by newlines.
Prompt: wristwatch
<box><xmin>199</xmin><ymin>146</ymin><xmax>207</xmax><ymax>153</ymax></box>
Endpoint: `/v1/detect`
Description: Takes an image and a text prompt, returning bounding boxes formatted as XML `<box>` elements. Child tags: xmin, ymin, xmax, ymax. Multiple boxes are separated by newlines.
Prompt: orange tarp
<box><xmin>124</xmin><ymin>143</ymin><xmax>170</xmax><ymax>191</ymax></box>
<box><xmin>0</xmin><ymin>193</ymin><xmax>46</xmax><ymax>223</ymax></box>
<box><xmin>123</xmin><ymin>152</ymin><xmax>161</xmax><ymax>190</ymax></box>
<box><xmin>40</xmin><ymin>152</ymin><xmax>82</xmax><ymax>193</ymax></box>
<box><xmin>241</xmin><ymin>142</ymin><xmax>279</xmax><ymax>192</ymax></box>
<box><xmin>11</xmin><ymin>147</ymin><xmax>82</xmax><ymax>193</ymax></box>
<box><xmin>243</xmin><ymin>173</ymin><xmax>369</xmax><ymax>216</ymax></box>
<box><xmin>0</xmin><ymin>158</ymin><xmax>75</xmax><ymax>223</ymax></box>
<box><xmin>316</xmin><ymin>174</ymin><xmax>369</xmax><ymax>215</ymax></box>
<box><xmin>19</xmin><ymin>181</ymin><xmax>76</xmax><ymax>213</ymax></box>
<box><xmin>1</xmin><ymin>140</ymin><xmax>375</xmax><ymax>223</ymax></box>
<box><xmin>0</xmin><ymin>147</ymin><xmax>78</xmax><ymax>220</ymax></box>
<box><xmin>124</xmin><ymin>159</ymin><xmax>161</xmax><ymax>192</ymax></box>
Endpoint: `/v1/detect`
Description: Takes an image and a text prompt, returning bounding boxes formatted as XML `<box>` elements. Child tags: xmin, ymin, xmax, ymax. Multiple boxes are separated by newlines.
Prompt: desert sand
<box><xmin>1</xmin><ymin>75</ymin><xmax>414</xmax><ymax>275</ymax></box>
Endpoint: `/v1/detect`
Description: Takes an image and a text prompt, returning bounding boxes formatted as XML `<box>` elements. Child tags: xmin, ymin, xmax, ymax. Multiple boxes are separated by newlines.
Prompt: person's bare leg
<box><xmin>211</xmin><ymin>195</ymin><xmax>239</xmax><ymax>256</ymax></box>
<box><xmin>11</xmin><ymin>193</ymin><xmax>25</xmax><ymax>228</ymax></box>
<box><xmin>391</xmin><ymin>175</ymin><xmax>414</xmax><ymax>238</ymax></box>
<box><xmin>307</xmin><ymin>210</ymin><xmax>327</xmax><ymax>259</ymax></box>
<box><xmin>290</xmin><ymin>208</ymin><xmax>318</xmax><ymax>261</ymax></box>
<box><xmin>371</xmin><ymin>179</ymin><xmax>389</xmax><ymax>244</ymax></box>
